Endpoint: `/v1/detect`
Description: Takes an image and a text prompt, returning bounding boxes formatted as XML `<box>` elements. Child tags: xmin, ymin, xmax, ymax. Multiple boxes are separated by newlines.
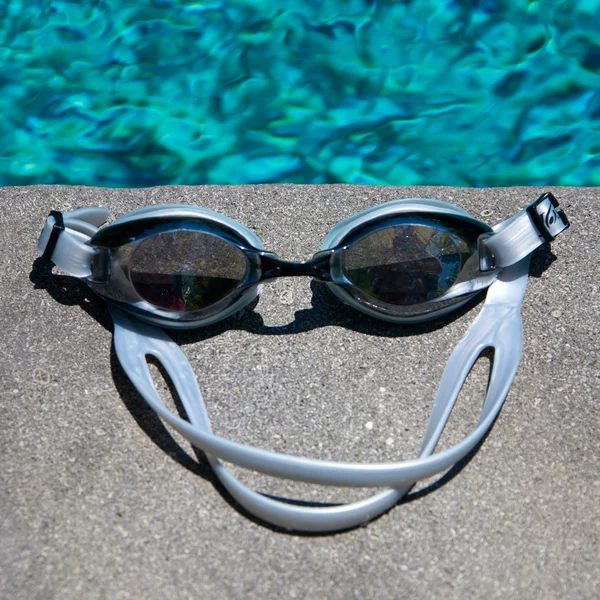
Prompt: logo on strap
<box><xmin>543</xmin><ymin>203</ymin><xmax>558</xmax><ymax>228</ymax></box>
<box><xmin>529</xmin><ymin>194</ymin><xmax>569</xmax><ymax>242</ymax></box>
<box><xmin>536</xmin><ymin>201</ymin><xmax>565</xmax><ymax>238</ymax></box>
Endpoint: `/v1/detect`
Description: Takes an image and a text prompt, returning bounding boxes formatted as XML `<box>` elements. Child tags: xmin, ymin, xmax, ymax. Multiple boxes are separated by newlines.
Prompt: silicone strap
<box><xmin>37</xmin><ymin>207</ymin><xmax>109</xmax><ymax>277</ymax></box>
<box><xmin>109</xmin><ymin>258</ymin><xmax>530</xmax><ymax>531</ymax></box>
<box><xmin>481</xmin><ymin>194</ymin><xmax>569</xmax><ymax>269</ymax></box>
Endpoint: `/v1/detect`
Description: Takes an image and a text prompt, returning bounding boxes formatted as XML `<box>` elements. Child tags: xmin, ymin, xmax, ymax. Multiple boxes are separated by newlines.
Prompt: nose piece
<box><xmin>257</xmin><ymin>249</ymin><xmax>334</xmax><ymax>282</ymax></box>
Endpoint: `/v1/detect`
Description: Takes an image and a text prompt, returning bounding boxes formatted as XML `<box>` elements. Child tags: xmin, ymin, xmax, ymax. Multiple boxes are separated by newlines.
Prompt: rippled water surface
<box><xmin>1</xmin><ymin>0</ymin><xmax>600</xmax><ymax>187</ymax></box>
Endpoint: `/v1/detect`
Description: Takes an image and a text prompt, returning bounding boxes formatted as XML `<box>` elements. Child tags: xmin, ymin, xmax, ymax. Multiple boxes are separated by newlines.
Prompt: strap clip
<box><xmin>41</xmin><ymin>211</ymin><xmax>65</xmax><ymax>262</ymax></box>
<box><xmin>526</xmin><ymin>193</ymin><xmax>570</xmax><ymax>243</ymax></box>
<box><xmin>477</xmin><ymin>232</ymin><xmax>496</xmax><ymax>272</ymax></box>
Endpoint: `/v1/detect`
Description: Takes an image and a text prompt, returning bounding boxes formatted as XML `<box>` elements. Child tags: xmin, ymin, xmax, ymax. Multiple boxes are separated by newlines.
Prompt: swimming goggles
<box><xmin>37</xmin><ymin>193</ymin><xmax>568</xmax><ymax>532</ymax></box>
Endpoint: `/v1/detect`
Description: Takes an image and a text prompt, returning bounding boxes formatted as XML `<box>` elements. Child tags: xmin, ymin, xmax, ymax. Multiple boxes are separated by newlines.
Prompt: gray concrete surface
<box><xmin>0</xmin><ymin>185</ymin><xmax>598</xmax><ymax>600</ymax></box>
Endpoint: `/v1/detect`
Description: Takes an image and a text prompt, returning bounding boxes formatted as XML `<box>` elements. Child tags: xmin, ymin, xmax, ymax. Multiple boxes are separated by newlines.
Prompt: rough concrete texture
<box><xmin>0</xmin><ymin>185</ymin><xmax>598</xmax><ymax>600</ymax></box>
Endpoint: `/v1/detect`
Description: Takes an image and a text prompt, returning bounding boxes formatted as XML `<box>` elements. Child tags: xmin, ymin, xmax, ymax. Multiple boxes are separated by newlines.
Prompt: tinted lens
<box><xmin>341</xmin><ymin>223</ymin><xmax>473</xmax><ymax>306</ymax></box>
<box><xmin>130</xmin><ymin>230</ymin><xmax>249</xmax><ymax>311</ymax></box>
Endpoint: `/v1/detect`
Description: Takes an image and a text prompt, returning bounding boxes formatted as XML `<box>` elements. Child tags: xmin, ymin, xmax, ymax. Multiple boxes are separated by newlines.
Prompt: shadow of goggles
<box><xmin>37</xmin><ymin>193</ymin><xmax>568</xmax><ymax>532</ymax></box>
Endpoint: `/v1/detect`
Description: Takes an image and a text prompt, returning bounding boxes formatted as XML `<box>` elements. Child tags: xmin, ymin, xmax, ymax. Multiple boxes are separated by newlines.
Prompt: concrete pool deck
<box><xmin>1</xmin><ymin>185</ymin><xmax>598</xmax><ymax>599</ymax></box>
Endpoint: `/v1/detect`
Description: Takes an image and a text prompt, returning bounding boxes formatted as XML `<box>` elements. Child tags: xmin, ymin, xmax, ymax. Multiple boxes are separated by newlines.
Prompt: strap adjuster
<box><xmin>41</xmin><ymin>211</ymin><xmax>65</xmax><ymax>262</ymax></box>
<box><xmin>526</xmin><ymin>192</ymin><xmax>570</xmax><ymax>243</ymax></box>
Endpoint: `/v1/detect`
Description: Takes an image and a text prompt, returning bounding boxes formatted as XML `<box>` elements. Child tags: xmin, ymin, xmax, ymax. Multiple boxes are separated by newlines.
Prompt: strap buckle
<box><xmin>477</xmin><ymin>233</ymin><xmax>496</xmax><ymax>272</ymax></box>
<box><xmin>41</xmin><ymin>211</ymin><xmax>65</xmax><ymax>262</ymax></box>
<box><xmin>526</xmin><ymin>192</ymin><xmax>570</xmax><ymax>243</ymax></box>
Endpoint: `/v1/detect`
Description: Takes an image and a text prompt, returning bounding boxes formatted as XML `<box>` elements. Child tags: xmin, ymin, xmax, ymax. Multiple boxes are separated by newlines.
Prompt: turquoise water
<box><xmin>1</xmin><ymin>0</ymin><xmax>600</xmax><ymax>187</ymax></box>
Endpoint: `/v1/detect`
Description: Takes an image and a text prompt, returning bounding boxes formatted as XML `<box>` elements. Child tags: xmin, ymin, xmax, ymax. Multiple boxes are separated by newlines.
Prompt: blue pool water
<box><xmin>1</xmin><ymin>0</ymin><xmax>600</xmax><ymax>187</ymax></box>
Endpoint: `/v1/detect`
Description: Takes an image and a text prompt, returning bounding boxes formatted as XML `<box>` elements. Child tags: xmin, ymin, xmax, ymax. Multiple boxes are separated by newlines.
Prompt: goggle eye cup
<box><xmin>329</xmin><ymin>217</ymin><xmax>485</xmax><ymax>321</ymax></box>
<box><xmin>129</xmin><ymin>229</ymin><xmax>250</xmax><ymax>312</ymax></box>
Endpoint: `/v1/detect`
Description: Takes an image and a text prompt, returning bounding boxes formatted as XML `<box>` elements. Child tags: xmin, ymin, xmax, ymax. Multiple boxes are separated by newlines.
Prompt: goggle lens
<box><xmin>340</xmin><ymin>223</ymin><xmax>474</xmax><ymax>306</ymax></box>
<box><xmin>130</xmin><ymin>230</ymin><xmax>249</xmax><ymax>311</ymax></box>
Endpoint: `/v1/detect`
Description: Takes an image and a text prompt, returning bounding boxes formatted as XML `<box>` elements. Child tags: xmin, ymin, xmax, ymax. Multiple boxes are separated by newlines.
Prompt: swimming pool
<box><xmin>1</xmin><ymin>0</ymin><xmax>599</xmax><ymax>187</ymax></box>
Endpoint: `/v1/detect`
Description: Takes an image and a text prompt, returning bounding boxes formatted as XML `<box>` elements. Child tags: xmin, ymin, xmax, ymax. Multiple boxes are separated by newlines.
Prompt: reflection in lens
<box><xmin>130</xmin><ymin>230</ymin><xmax>248</xmax><ymax>311</ymax></box>
<box><xmin>341</xmin><ymin>223</ymin><xmax>472</xmax><ymax>305</ymax></box>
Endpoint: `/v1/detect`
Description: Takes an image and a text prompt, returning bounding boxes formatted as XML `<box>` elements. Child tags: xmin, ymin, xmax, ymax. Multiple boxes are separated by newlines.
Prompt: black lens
<box><xmin>130</xmin><ymin>230</ymin><xmax>249</xmax><ymax>311</ymax></box>
<box><xmin>341</xmin><ymin>223</ymin><xmax>473</xmax><ymax>306</ymax></box>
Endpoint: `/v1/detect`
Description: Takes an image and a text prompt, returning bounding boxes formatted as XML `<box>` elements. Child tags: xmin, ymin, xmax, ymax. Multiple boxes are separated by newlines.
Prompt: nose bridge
<box><xmin>257</xmin><ymin>250</ymin><xmax>334</xmax><ymax>282</ymax></box>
